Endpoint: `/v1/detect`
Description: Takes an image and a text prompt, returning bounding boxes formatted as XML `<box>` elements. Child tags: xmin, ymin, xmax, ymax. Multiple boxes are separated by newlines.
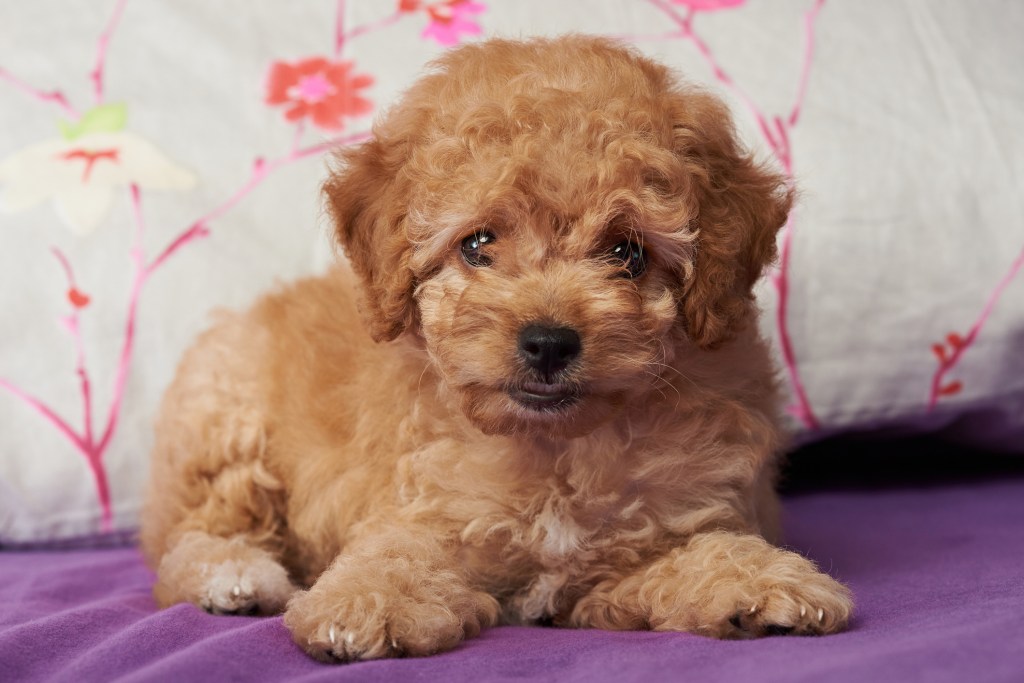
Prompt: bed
<box><xmin>3</xmin><ymin>441</ymin><xmax>1022</xmax><ymax>682</ymax></box>
<box><xmin>3</xmin><ymin>2</ymin><xmax>1024</xmax><ymax>681</ymax></box>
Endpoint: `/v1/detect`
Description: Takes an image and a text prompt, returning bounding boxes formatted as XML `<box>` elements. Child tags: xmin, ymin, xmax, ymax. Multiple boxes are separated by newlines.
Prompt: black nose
<box><xmin>518</xmin><ymin>325</ymin><xmax>581</xmax><ymax>378</ymax></box>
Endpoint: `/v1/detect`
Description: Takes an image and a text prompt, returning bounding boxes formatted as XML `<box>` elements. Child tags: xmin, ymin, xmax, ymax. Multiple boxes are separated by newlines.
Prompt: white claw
<box><xmin>232</xmin><ymin>585</ymin><xmax>241</xmax><ymax>597</ymax></box>
<box><xmin>328</xmin><ymin>625</ymin><xmax>337</xmax><ymax>646</ymax></box>
<box><xmin>391</xmin><ymin>639</ymin><xmax>399</xmax><ymax>650</ymax></box>
<box><xmin>800</xmin><ymin>605</ymin><xmax>807</xmax><ymax>618</ymax></box>
<box><xmin>346</xmin><ymin>632</ymin><xmax>355</xmax><ymax>646</ymax></box>
<box><xmin>817</xmin><ymin>608</ymin><xmax>824</xmax><ymax>623</ymax></box>
<box><xmin>748</xmin><ymin>604</ymin><xmax>758</xmax><ymax>614</ymax></box>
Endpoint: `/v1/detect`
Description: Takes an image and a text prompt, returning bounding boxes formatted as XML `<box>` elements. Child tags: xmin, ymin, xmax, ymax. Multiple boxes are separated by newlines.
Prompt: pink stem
<box><xmin>146</xmin><ymin>129</ymin><xmax>370</xmax><ymax>270</ymax></box>
<box><xmin>646</xmin><ymin>0</ymin><xmax>778</xmax><ymax>154</ymax></box>
<box><xmin>147</xmin><ymin>224</ymin><xmax>210</xmax><ymax>274</ymax></box>
<box><xmin>2</xmin><ymin>1</ymin><xmax>374</xmax><ymax>535</ymax></box>
<box><xmin>96</xmin><ymin>184</ymin><xmax>146</xmax><ymax>456</ymax></box>
<box><xmin>0</xmin><ymin>379</ymin><xmax>88</xmax><ymax>453</ymax></box>
<box><xmin>335</xmin><ymin>3</ymin><xmax>404</xmax><ymax>56</ymax></box>
<box><xmin>342</xmin><ymin>10</ymin><xmax>404</xmax><ymax>44</ymax></box>
<box><xmin>0</xmin><ymin>67</ymin><xmax>80</xmax><ymax>120</ymax></box>
<box><xmin>147</xmin><ymin>137</ymin><xmax>356</xmax><ymax>275</ymax></box>
<box><xmin>51</xmin><ymin>248</ymin><xmax>95</xmax><ymax>444</ymax></box>
<box><xmin>772</xmin><ymin>213</ymin><xmax>818</xmax><ymax>428</ymax></box>
<box><xmin>0</xmin><ymin>248</ymin><xmax>112</xmax><ymax>527</ymax></box>
<box><xmin>90</xmin><ymin>0</ymin><xmax>129</xmax><ymax>105</ymax></box>
<box><xmin>789</xmin><ymin>0</ymin><xmax>825</xmax><ymax>127</ymax></box>
<box><xmin>87</xmin><ymin>459</ymin><xmax>113</xmax><ymax>532</ymax></box>
<box><xmin>0</xmin><ymin>380</ymin><xmax>111</xmax><ymax>528</ymax></box>
<box><xmin>769</xmin><ymin>2</ymin><xmax>827</xmax><ymax>428</ymax></box>
<box><xmin>1</xmin><ymin>128</ymin><xmax>365</xmax><ymax>532</ymax></box>
<box><xmin>148</xmin><ymin>131</ymin><xmax>368</xmax><ymax>275</ymax></box>
<box><xmin>335</xmin><ymin>0</ymin><xmax>347</xmax><ymax>56</ymax></box>
<box><xmin>927</xmin><ymin>242</ymin><xmax>1024</xmax><ymax>410</ymax></box>
<box><xmin>645</xmin><ymin>0</ymin><xmax>826</xmax><ymax>427</ymax></box>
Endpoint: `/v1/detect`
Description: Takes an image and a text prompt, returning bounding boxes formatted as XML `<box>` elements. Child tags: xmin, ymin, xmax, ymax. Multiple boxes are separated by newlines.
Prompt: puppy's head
<box><xmin>326</xmin><ymin>36</ymin><xmax>790</xmax><ymax>437</ymax></box>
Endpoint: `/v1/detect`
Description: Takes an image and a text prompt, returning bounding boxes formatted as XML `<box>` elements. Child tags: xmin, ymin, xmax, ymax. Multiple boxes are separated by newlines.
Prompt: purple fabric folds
<box><xmin>2</xmin><ymin>475</ymin><xmax>1023</xmax><ymax>682</ymax></box>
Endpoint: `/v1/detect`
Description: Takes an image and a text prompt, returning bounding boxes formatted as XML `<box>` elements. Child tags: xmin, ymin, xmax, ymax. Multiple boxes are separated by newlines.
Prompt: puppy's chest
<box><xmin>458</xmin><ymin>491</ymin><xmax>659</xmax><ymax>622</ymax></box>
<box><xmin>463</xmin><ymin>488</ymin><xmax>657</xmax><ymax>575</ymax></box>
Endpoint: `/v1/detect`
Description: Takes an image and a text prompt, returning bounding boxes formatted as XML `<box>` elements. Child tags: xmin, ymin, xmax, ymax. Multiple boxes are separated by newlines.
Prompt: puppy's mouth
<box><xmin>507</xmin><ymin>381</ymin><xmax>580</xmax><ymax>412</ymax></box>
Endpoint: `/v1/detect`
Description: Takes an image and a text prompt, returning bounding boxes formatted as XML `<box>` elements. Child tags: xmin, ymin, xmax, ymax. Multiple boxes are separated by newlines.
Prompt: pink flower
<box><xmin>672</xmin><ymin>0</ymin><xmax>746</xmax><ymax>11</ymax></box>
<box><xmin>265</xmin><ymin>58</ymin><xmax>373</xmax><ymax>131</ymax></box>
<box><xmin>403</xmin><ymin>1</ymin><xmax>486</xmax><ymax>47</ymax></box>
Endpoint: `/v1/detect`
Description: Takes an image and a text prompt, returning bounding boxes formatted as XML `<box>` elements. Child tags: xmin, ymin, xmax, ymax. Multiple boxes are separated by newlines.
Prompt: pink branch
<box><xmin>341</xmin><ymin>9</ymin><xmax>404</xmax><ymax>44</ymax></box>
<box><xmin>0</xmin><ymin>377</ymin><xmax>106</xmax><ymax>529</ymax></box>
<box><xmin>90</xmin><ymin>0</ymin><xmax>129</xmax><ymax>105</ymax></box>
<box><xmin>2</xmin><ymin>0</ymin><xmax>128</xmax><ymax>117</ymax></box>
<box><xmin>772</xmin><ymin>215</ymin><xmax>818</xmax><ymax>428</ymax></box>
<box><xmin>52</xmin><ymin>243</ymin><xmax>114</xmax><ymax>529</ymax></box>
<box><xmin>1</xmin><ymin>126</ymin><xmax>367</xmax><ymax>532</ymax></box>
<box><xmin>0</xmin><ymin>379</ymin><xmax>87</xmax><ymax>453</ymax></box>
<box><xmin>1</xmin><ymin>2</ymin><xmax>376</xmax><ymax>536</ymax></box>
<box><xmin>147</xmin><ymin>224</ymin><xmax>210</xmax><ymax>274</ymax></box>
<box><xmin>927</xmin><ymin>242</ymin><xmax>1024</xmax><ymax>410</ymax></box>
<box><xmin>769</xmin><ymin>1</ymin><xmax>828</xmax><ymax>429</ymax></box>
<box><xmin>51</xmin><ymin>248</ymin><xmax>95</xmax><ymax>444</ymax></box>
<box><xmin>645</xmin><ymin>0</ymin><xmax>779</xmax><ymax>154</ymax></box>
<box><xmin>643</xmin><ymin>0</ymin><xmax>827</xmax><ymax>428</ymax></box>
<box><xmin>96</xmin><ymin>185</ymin><xmax>146</xmax><ymax>456</ymax></box>
<box><xmin>148</xmin><ymin>130</ymin><xmax>368</xmax><ymax>272</ymax></box>
<box><xmin>0</xmin><ymin>246</ymin><xmax>111</xmax><ymax>527</ymax></box>
<box><xmin>789</xmin><ymin>0</ymin><xmax>825</xmax><ymax>127</ymax></box>
<box><xmin>334</xmin><ymin>2</ymin><xmax>405</xmax><ymax>56</ymax></box>
<box><xmin>0</xmin><ymin>67</ymin><xmax>80</xmax><ymax>120</ymax></box>
<box><xmin>335</xmin><ymin>0</ymin><xmax>347</xmax><ymax>56</ymax></box>
<box><xmin>0</xmin><ymin>244</ymin><xmax>115</xmax><ymax>527</ymax></box>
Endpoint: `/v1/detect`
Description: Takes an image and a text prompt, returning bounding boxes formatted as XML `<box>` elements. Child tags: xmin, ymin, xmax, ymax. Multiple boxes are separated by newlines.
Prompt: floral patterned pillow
<box><xmin>2</xmin><ymin>0</ymin><xmax>1022</xmax><ymax>544</ymax></box>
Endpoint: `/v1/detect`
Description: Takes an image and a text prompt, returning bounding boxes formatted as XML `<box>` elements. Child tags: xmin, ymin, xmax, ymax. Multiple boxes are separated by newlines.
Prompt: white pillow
<box><xmin>2</xmin><ymin>0</ymin><xmax>1021</xmax><ymax>544</ymax></box>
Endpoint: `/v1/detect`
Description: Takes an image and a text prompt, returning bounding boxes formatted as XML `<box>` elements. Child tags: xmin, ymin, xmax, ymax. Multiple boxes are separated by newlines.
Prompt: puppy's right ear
<box><xmin>670</xmin><ymin>90</ymin><xmax>792</xmax><ymax>349</ymax></box>
<box><xmin>324</xmin><ymin>139</ymin><xmax>414</xmax><ymax>342</ymax></box>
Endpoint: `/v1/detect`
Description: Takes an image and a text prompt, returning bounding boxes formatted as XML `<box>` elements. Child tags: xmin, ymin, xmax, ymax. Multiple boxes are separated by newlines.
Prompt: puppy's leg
<box><xmin>571</xmin><ymin>531</ymin><xmax>852</xmax><ymax>637</ymax></box>
<box><xmin>284</xmin><ymin>526</ymin><xmax>500</xmax><ymax>661</ymax></box>
<box><xmin>142</xmin><ymin>313</ymin><xmax>297</xmax><ymax>615</ymax></box>
<box><xmin>145</xmin><ymin>426</ymin><xmax>298</xmax><ymax>615</ymax></box>
<box><xmin>149</xmin><ymin>468</ymin><xmax>298</xmax><ymax>615</ymax></box>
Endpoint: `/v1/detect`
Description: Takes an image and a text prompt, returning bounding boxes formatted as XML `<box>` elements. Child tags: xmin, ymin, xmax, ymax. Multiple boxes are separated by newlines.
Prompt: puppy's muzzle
<box><xmin>511</xmin><ymin>324</ymin><xmax>581</xmax><ymax>410</ymax></box>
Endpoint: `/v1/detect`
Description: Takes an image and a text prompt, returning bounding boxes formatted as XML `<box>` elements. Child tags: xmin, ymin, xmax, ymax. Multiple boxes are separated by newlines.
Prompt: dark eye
<box><xmin>461</xmin><ymin>231</ymin><xmax>495</xmax><ymax>267</ymax></box>
<box><xmin>607</xmin><ymin>241</ymin><xmax>646</xmax><ymax>278</ymax></box>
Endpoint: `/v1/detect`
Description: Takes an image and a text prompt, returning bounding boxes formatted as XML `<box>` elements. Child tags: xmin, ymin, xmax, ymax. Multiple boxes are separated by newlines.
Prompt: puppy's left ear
<box><xmin>324</xmin><ymin>138</ymin><xmax>415</xmax><ymax>342</ymax></box>
<box><xmin>672</xmin><ymin>91</ymin><xmax>793</xmax><ymax>349</ymax></box>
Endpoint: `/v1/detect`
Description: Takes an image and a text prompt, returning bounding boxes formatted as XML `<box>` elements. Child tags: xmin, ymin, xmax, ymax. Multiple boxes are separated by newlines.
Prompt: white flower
<box><xmin>0</xmin><ymin>130</ymin><xmax>195</xmax><ymax>236</ymax></box>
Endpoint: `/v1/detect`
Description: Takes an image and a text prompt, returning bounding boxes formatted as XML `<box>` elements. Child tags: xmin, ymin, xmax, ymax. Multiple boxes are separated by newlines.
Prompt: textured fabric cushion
<box><xmin>1</xmin><ymin>0</ymin><xmax>1022</xmax><ymax>543</ymax></box>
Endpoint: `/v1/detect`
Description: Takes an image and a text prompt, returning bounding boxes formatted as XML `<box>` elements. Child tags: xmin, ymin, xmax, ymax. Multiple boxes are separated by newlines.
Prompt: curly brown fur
<box><xmin>140</xmin><ymin>36</ymin><xmax>851</xmax><ymax>662</ymax></box>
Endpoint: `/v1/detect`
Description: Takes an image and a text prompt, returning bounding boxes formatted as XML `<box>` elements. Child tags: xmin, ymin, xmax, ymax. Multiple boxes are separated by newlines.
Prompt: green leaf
<box><xmin>58</xmin><ymin>119</ymin><xmax>77</xmax><ymax>140</ymax></box>
<box><xmin>58</xmin><ymin>102</ymin><xmax>128</xmax><ymax>140</ymax></box>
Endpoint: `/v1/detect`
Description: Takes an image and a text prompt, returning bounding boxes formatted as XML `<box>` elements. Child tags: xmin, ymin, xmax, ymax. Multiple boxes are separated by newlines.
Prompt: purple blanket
<box><xmin>3</xmin><ymin>458</ymin><xmax>1023</xmax><ymax>682</ymax></box>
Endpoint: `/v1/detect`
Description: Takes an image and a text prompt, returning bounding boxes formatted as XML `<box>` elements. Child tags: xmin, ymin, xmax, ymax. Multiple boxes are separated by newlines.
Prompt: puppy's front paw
<box><xmin>679</xmin><ymin>535</ymin><xmax>853</xmax><ymax>638</ymax></box>
<box><xmin>715</xmin><ymin>565</ymin><xmax>852</xmax><ymax>638</ymax></box>
<box><xmin>584</xmin><ymin>533</ymin><xmax>853</xmax><ymax>638</ymax></box>
<box><xmin>195</xmin><ymin>552</ymin><xmax>296</xmax><ymax>616</ymax></box>
<box><xmin>155</xmin><ymin>532</ymin><xmax>297</xmax><ymax>615</ymax></box>
<box><xmin>284</xmin><ymin>564</ymin><xmax>499</xmax><ymax>662</ymax></box>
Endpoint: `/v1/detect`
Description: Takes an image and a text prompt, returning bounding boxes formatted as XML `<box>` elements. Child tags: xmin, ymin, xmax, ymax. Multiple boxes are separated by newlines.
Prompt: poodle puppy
<box><xmin>140</xmin><ymin>35</ymin><xmax>852</xmax><ymax>661</ymax></box>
